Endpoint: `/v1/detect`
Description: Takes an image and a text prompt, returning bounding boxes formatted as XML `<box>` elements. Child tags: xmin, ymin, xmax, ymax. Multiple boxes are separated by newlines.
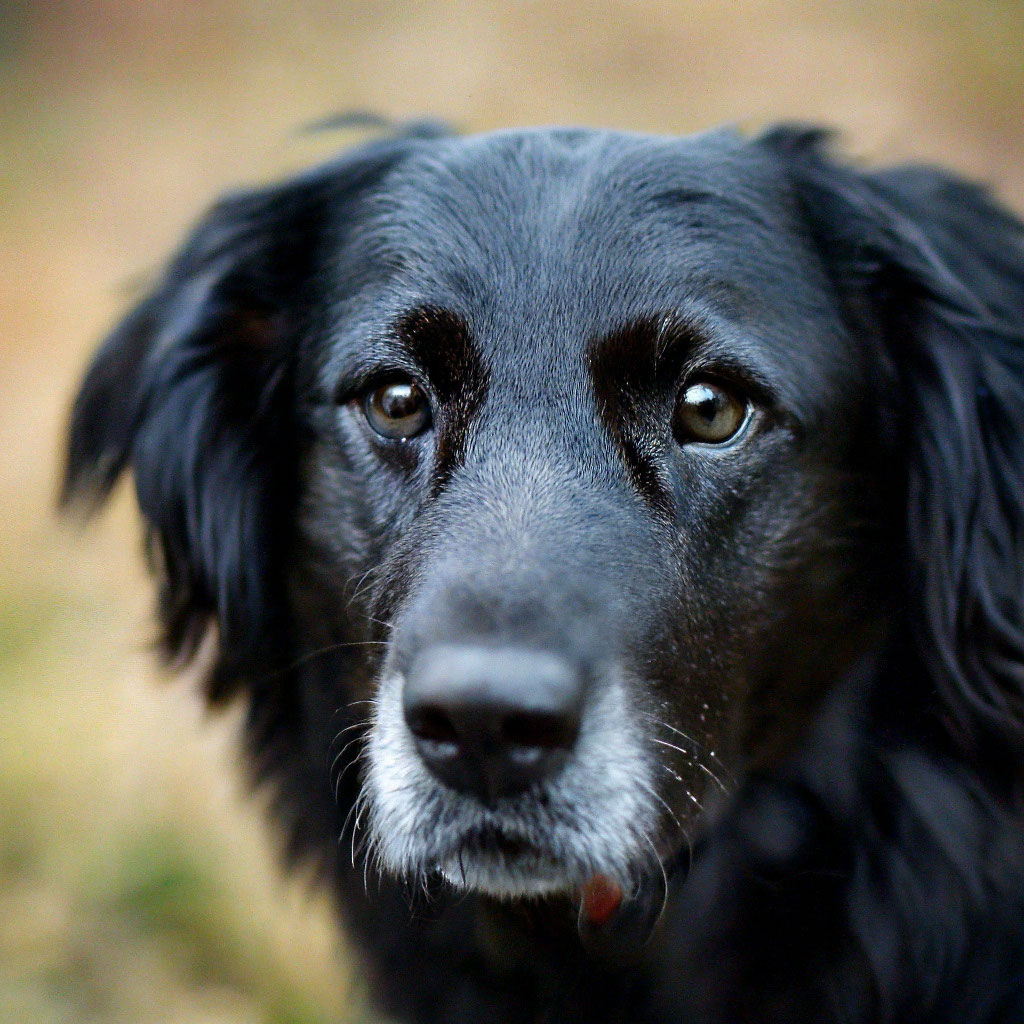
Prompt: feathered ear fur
<box><xmin>62</xmin><ymin>131</ymin><xmax>425</xmax><ymax>702</ymax></box>
<box><xmin>763</xmin><ymin>127</ymin><xmax>1024</xmax><ymax>775</ymax></box>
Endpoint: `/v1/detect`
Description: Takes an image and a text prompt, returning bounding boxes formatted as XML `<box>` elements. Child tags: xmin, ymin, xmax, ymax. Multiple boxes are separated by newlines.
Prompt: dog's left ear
<box><xmin>61</xmin><ymin>176</ymin><xmax>330</xmax><ymax>702</ymax></box>
<box><xmin>61</xmin><ymin>133</ymin><xmax>425</xmax><ymax>701</ymax></box>
<box><xmin>762</xmin><ymin>127</ymin><xmax>1024</xmax><ymax>775</ymax></box>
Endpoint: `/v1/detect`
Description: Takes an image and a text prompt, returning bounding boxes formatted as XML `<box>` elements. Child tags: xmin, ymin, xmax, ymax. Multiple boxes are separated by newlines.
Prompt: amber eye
<box><xmin>674</xmin><ymin>380</ymin><xmax>748</xmax><ymax>445</ymax></box>
<box><xmin>363</xmin><ymin>380</ymin><xmax>431</xmax><ymax>440</ymax></box>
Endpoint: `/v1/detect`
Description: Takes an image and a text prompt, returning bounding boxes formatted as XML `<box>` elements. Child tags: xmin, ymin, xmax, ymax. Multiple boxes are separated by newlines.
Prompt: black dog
<box><xmin>64</xmin><ymin>122</ymin><xmax>1024</xmax><ymax>1023</ymax></box>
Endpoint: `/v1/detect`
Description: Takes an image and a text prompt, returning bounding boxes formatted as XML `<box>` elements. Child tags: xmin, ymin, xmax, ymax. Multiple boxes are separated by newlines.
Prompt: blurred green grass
<box><xmin>0</xmin><ymin>578</ymin><xmax>363</xmax><ymax>1023</ymax></box>
<box><xmin>0</xmin><ymin>819</ymin><xmax>333</xmax><ymax>1024</ymax></box>
<box><xmin>1</xmin><ymin>1</ymin><xmax>1022</xmax><ymax>1021</ymax></box>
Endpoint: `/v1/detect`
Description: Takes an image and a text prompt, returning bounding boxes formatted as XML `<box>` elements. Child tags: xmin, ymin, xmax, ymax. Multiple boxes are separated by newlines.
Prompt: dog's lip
<box><xmin>432</xmin><ymin>819</ymin><xmax>554</xmax><ymax>867</ymax></box>
<box><xmin>439</xmin><ymin>796</ymin><xmax>689</xmax><ymax>869</ymax></box>
<box><xmin>439</xmin><ymin>814</ymin><xmax>688</xmax><ymax>886</ymax></box>
<box><xmin>464</xmin><ymin>825</ymin><xmax>544</xmax><ymax>860</ymax></box>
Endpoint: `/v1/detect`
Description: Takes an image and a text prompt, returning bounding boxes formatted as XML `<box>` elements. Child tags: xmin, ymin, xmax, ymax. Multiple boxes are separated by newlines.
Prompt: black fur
<box><xmin>63</xmin><ymin>122</ymin><xmax>1024</xmax><ymax>1022</ymax></box>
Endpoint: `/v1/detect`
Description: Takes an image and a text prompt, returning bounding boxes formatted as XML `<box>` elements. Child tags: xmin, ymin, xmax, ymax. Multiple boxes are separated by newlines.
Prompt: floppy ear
<box><xmin>62</xmin><ymin>134</ymin><xmax>418</xmax><ymax>702</ymax></box>
<box><xmin>763</xmin><ymin>127</ymin><xmax>1024</xmax><ymax>773</ymax></box>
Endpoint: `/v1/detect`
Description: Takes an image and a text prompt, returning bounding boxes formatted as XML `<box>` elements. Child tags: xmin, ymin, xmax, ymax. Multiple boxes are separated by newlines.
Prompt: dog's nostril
<box><xmin>501</xmin><ymin>711</ymin><xmax>577</xmax><ymax>750</ymax></box>
<box><xmin>408</xmin><ymin>705</ymin><xmax>460</xmax><ymax>747</ymax></box>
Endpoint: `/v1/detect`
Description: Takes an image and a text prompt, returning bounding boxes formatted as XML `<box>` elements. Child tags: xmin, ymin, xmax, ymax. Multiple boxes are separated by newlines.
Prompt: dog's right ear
<box><xmin>61</xmin><ymin>130</ymin><xmax>427</xmax><ymax>700</ymax></box>
<box><xmin>762</xmin><ymin>126</ymin><xmax>1024</xmax><ymax>777</ymax></box>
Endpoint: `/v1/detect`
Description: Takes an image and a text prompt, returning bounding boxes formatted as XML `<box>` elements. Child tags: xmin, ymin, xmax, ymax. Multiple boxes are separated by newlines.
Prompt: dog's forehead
<box><xmin>376</xmin><ymin>128</ymin><xmax>808</xmax><ymax>308</ymax></box>
<box><xmin>327</xmin><ymin>128</ymin><xmax>855</xmax><ymax>399</ymax></box>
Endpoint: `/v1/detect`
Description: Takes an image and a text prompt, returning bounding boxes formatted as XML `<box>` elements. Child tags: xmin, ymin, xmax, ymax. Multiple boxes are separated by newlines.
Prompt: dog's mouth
<box><xmin>437</xmin><ymin>815</ymin><xmax>685</xmax><ymax>879</ymax></box>
<box><xmin>455</xmin><ymin>823</ymin><xmax>552</xmax><ymax>865</ymax></box>
<box><xmin>427</xmin><ymin>817</ymin><xmax>683</xmax><ymax>955</ymax></box>
<box><xmin>435</xmin><ymin>827</ymin><xmax>571</xmax><ymax>895</ymax></box>
<box><xmin>365</xmin><ymin>667</ymin><xmax>696</xmax><ymax>953</ymax></box>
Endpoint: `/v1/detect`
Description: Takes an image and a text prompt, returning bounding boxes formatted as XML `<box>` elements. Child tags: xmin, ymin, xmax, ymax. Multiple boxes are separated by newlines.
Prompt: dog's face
<box><xmin>67</xmin><ymin>124</ymin><xmax>1021</xmax><ymax>910</ymax></box>
<box><xmin>290</xmin><ymin>129</ymin><xmax>891</xmax><ymax>898</ymax></box>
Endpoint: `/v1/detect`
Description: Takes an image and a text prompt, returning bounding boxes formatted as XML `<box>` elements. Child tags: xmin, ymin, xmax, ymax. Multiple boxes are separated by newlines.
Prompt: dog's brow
<box><xmin>587</xmin><ymin>316</ymin><xmax>685</xmax><ymax>515</ymax></box>
<box><xmin>396</xmin><ymin>308</ymin><xmax>481</xmax><ymax>402</ymax></box>
<box><xmin>395</xmin><ymin>306</ymin><xmax>489</xmax><ymax>492</ymax></box>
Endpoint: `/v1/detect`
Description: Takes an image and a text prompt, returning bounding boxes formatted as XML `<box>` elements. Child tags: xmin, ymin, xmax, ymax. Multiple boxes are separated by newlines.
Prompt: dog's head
<box><xmin>64</xmin><ymin>124</ymin><xmax>1024</xmax><ymax>905</ymax></box>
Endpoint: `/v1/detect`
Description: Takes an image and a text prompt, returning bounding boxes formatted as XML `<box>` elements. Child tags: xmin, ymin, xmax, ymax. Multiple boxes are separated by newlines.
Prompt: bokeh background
<box><xmin>1</xmin><ymin>2</ymin><xmax>1022</xmax><ymax>1021</ymax></box>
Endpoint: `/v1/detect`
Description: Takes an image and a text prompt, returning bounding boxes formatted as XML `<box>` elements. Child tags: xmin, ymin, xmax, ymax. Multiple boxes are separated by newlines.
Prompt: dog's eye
<box><xmin>674</xmin><ymin>380</ymin><xmax>748</xmax><ymax>445</ymax></box>
<box><xmin>363</xmin><ymin>380</ymin><xmax>431</xmax><ymax>440</ymax></box>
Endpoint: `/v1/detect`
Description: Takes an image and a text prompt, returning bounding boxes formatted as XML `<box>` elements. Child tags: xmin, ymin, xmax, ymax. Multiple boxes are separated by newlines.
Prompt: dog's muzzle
<box><xmin>365</xmin><ymin>638</ymin><xmax>662</xmax><ymax>904</ymax></box>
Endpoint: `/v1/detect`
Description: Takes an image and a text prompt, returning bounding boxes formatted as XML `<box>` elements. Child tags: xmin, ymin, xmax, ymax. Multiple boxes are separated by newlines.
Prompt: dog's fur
<box><xmin>64</xmin><ymin>122</ymin><xmax>1024</xmax><ymax>1023</ymax></box>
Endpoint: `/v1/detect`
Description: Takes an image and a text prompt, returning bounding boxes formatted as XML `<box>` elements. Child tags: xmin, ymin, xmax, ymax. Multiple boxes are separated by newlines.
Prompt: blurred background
<box><xmin>1</xmin><ymin>2</ymin><xmax>1021</xmax><ymax>1021</ymax></box>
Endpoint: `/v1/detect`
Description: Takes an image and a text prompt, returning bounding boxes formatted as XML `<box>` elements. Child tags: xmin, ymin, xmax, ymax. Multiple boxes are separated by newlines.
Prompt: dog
<box><xmin>63</xmin><ymin>121</ymin><xmax>1024</xmax><ymax>1023</ymax></box>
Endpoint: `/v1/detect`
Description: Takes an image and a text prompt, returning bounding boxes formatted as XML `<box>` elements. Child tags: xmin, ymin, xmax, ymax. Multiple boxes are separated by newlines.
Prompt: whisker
<box><xmin>643</xmin><ymin>713</ymin><xmax>737</xmax><ymax>790</ymax></box>
<box><xmin>650</xmin><ymin>737</ymin><xmax>691</xmax><ymax>759</ymax></box>
<box><xmin>345</xmin><ymin>564</ymin><xmax>382</xmax><ymax>607</ymax></box>
<box><xmin>249</xmin><ymin>639</ymin><xmax>389</xmax><ymax>689</ymax></box>
<box><xmin>332</xmin><ymin>739</ymin><xmax>367</xmax><ymax>800</ymax></box>
<box><xmin>697</xmin><ymin>761</ymin><xmax>730</xmax><ymax>795</ymax></box>
<box><xmin>334</xmin><ymin>752</ymin><xmax>367</xmax><ymax>799</ymax></box>
<box><xmin>639</xmin><ymin>828</ymin><xmax>670</xmax><ymax>926</ymax></box>
<box><xmin>705</xmin><ymin>749</ymin><xmax>735</xmax><ymax>782</ymax></box>
<box><xmin>330</xmin><ymin>726</ymin><xmax>367</xmax><ymax>763</ymax></box>
<box><xmin>360</xmin><ymin>613</ymin><xmax>395</xmax><ymax>633</ymax></box>
<box><xmin>327</xmin><ymin>719</ymin><xmax>369</xmax><ymax>754</ymax></box>
<box><xmin>339</xmin><ymin>787</ymin><xmax>363</xmax><ymax>838</ymax></box>
<box><xmin>641</xmin><ymin>712</ymin><xmax>701</xmax><ymax>751</ymax></box>
<box><xmin>636</xmin><ymin>777</ymin><xmax>683</xmax><ymax>834</ymax></box>
<box><xmin>351</xmin><ymin>792</ymin><xmax>370</xmax><ymax>869</ymax></box>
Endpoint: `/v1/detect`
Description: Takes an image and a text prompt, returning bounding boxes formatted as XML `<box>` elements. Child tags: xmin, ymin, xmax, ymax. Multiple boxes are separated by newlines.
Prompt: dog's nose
<box><xmin>402</xmin><ymin>645</ymin><xmax>585</xmax><ymax>802</ymax></box>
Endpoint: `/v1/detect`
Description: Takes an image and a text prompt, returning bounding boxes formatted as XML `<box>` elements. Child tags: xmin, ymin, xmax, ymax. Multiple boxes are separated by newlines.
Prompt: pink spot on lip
<box><xmin>581</xmin><ymin>873</ymin><xmax>623</xmax><ymax>928</ymax></box>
